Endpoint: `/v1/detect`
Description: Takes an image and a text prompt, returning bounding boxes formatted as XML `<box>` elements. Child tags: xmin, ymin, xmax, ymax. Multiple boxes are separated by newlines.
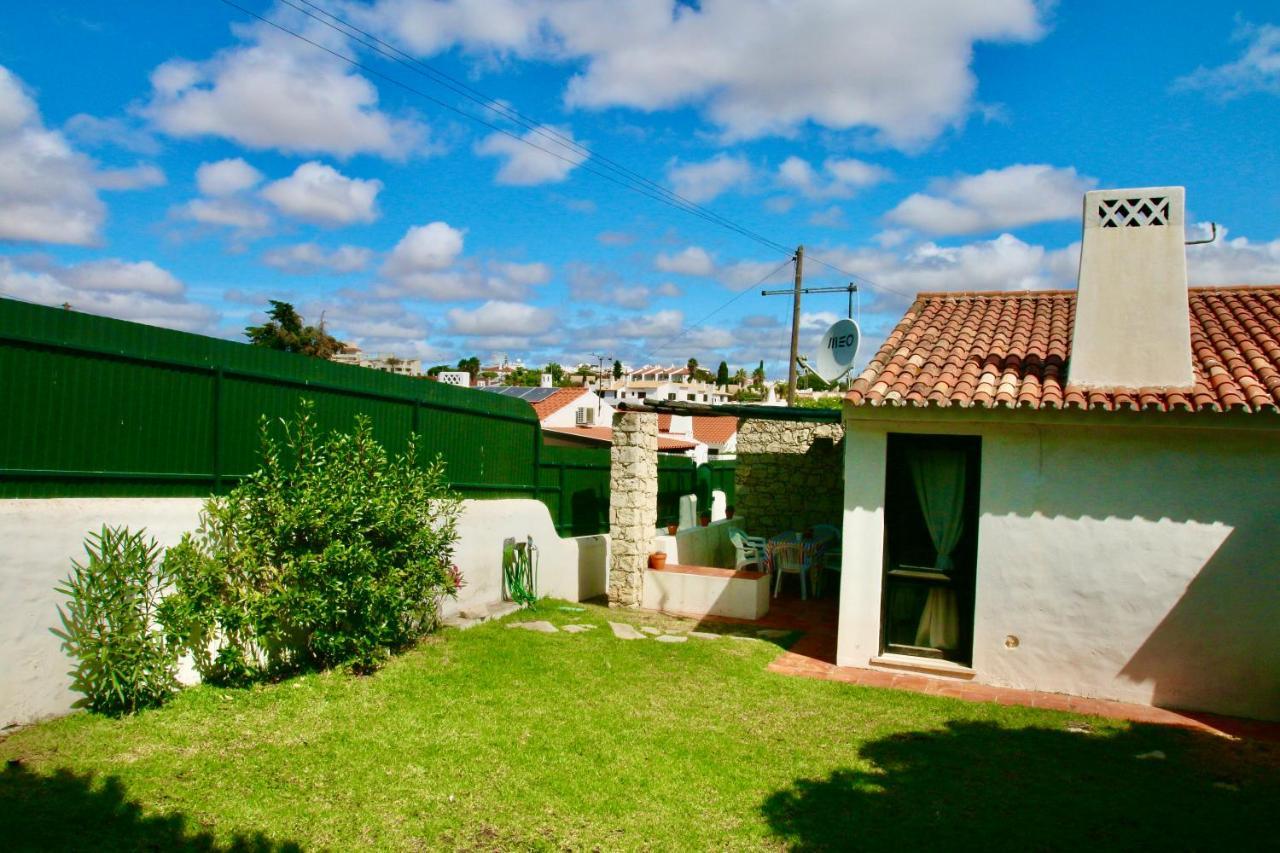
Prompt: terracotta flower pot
<box><xmin>725</xmin><ymin>507</ymin><xmax>735</xmax><ymax>519</ymax></box>
<box><xmin>699</xmin><ymin>515</ymin><xmax>711</xmax><ymax>527</ymax></box>
<box><xmin>648</xmin><ymin>552</ymin><xmax>668</xmax><ymax>570</ymax></box>
<box><xmin>666</xmin><ymin>523</ymin><xmax>679</xmax><ymax>535</ymax></box>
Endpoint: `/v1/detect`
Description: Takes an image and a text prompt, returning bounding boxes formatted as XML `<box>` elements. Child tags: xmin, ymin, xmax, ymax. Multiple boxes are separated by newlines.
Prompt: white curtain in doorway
<box><xmin>908</xmin><ymin>447</ymin><xmax>966</xmax><ymax>649</ymax></box>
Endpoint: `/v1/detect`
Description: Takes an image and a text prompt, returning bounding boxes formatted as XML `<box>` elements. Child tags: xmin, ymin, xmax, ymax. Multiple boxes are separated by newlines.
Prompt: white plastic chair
<box><xmin>772</xmin><ymin>540</ymin><xmax>817</xmax><ymax>600</ymax></box>
<box><xmin>728</xmin><ymin>527</ymin><xmax>767</xmax><ymax>571</ymax></box>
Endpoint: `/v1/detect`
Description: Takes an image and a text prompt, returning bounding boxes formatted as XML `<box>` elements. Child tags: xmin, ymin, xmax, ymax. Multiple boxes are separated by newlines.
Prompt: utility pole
<box><xmin>787</xmin><ymin>245</ymin><xmax>804</xmax><ymax>405</ymax></box>
<box><xmin>763</xmin><ymin>265</ymin><xmax>860</xmax><ymax>404</ymax></box>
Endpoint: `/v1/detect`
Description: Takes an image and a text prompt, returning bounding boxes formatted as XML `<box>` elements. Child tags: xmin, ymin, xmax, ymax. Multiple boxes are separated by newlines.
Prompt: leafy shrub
<box><xmin>54</xmin><ymin>527</ymin><xmax>177</xmax><ymax>715</ymax></box>
<box><xmin>159</xmin><ymin>402</ymin><xmax>461</xmax><ymax>682</ymax></box>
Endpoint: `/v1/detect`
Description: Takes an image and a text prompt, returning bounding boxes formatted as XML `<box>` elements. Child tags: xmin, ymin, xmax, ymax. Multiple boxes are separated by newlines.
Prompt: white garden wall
<box><xmin>0</xmin><ymin>497</ymin><xmax>606</xmax><ymax>727</ymax></box>
<box><xmin>839</xmin><ymin>415</ymin><xmax>1280</xmax><ymax>721</ymax></box>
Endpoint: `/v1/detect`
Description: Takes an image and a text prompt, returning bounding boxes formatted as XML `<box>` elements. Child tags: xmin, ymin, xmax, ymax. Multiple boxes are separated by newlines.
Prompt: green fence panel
<box><xmin>705</xmin><ymin>459</ymin><xmax>737</xmax><ymax>508</ymax></box>
<box><xmin>0</xmin><ymin>297</ymin><xmax>538</xmax><ymax>499</ymax></box>
<box><xmin>538</xmin><ymin>444</ymin><xmax>611</xmax><ymax>536</ymax></box>
<box><xmin>656</xmin><ymin>455</ymin><xmax>696</xmax><ymax>526</ymax></box>
<box><xmin>0</xmin><ymin>297</ymin><xmax>736</xmax><ymax>531</ymax></box>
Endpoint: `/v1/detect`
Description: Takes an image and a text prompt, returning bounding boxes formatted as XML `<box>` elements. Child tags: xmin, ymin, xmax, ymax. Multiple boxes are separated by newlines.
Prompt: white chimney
<box><xmin>540</xmin><ymin>373</ymin><xmax>553</xmax><ymax>387</ymax></box>
<box><xmin>1068</xmin><ymin>187</ymin><xmax>1194</xmax><ymax>391</ymax></box>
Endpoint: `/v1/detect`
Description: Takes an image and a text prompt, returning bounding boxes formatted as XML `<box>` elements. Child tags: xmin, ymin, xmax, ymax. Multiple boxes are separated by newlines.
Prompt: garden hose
<box><xmin>502</xmin><ymin>536</ymin><xmax>539</xmax><ymax>607</ymax></box>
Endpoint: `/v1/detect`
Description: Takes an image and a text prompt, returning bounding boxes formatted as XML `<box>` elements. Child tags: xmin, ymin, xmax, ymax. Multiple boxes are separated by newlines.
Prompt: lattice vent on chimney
<box><xmin>1098</xmin><ymin>196</ymin><xmax>1170</xmax><ymax>228</ymax></box>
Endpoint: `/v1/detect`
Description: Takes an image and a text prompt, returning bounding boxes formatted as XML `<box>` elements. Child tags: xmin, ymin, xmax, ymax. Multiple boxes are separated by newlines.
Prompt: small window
<box><xmin>668</xmin><ymin>393</ymin><xmax>676</xmax><ymax>400</ymax></box>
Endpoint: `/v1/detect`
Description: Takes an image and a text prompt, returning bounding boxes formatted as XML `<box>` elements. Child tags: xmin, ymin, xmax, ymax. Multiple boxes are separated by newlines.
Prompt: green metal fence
<box><xmin>0</xmin><ymin>297</ymin><xmax>733</xmax><ymax>535</ymax></box>
<box><xmin>0</xmin><ymin>297</ymin><xmax>539</xmax><ymax>499</ymax></box>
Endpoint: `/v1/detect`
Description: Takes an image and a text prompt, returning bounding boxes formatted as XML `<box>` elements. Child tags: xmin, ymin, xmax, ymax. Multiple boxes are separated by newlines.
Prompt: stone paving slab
<box><xmin>688</xmin><ymin>631</ymin><xmax>720</xmax><ymax>640</ymax></box>
<box><xmin>609</xmin><ymin>621</ymin><xmax>647</xmax><ymax>640</ymax></box>
<box><xmin>507</xmin><ymin>620</ymin><xmax>558</xmax><ymax>634</ymax></box>
<box><xmin>655</xmin><ymin>634</ymin><xmax>687</xmax><ymax>643</ymax></box>
<box><xmin>562</xmin><ymin>624</ymin><xmax>597</xmax><ymax>634</ymax></box>
<box><xmin>640</xmin><ymin>626</ymin><xmax>662</xmax><ymax>635</ymax></box>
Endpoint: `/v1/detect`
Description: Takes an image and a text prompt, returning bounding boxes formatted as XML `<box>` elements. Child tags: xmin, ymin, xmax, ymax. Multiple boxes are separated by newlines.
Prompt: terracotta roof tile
<box><xmin>529</xmin><ymin>387</ymin><xmax>587</xmax><ymax>420</ymax></box>
<box><xmin>846</xmin><ymin>286</ymin><xmax>1280</xmax><ymax>415</ymax></box>
<box><xmin>690</xmin><ymin>416</ymin><xmax>737</xmax><ymax>446</ymax></box>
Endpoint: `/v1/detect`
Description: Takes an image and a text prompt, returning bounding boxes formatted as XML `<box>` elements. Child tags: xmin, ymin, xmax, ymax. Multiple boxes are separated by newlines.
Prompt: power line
<box><xmin>648</xmin><ymin>255</ymin><xmax>795</xmax><ymax>356</ymax></box>
<box><xmin>215</xmin><ymin>0</ymin><xmax>919</xmax><ymax>305</ymax></box>
<box><xmin>283</xmin><ymin>0</ymin><xmax>795</xmax><ymax>257</ymax></box>
<box><xmin>215</xmin><ymin>0</ymin><xmax>794</xmax><ymax>257</ymax></box>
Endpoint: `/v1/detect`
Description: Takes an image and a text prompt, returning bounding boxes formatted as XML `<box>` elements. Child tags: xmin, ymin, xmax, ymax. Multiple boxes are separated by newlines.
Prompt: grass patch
<box><xmin>2</xmin><ymin>600</ymin><xmax>1276</xmax><ymax>851</ymax></box>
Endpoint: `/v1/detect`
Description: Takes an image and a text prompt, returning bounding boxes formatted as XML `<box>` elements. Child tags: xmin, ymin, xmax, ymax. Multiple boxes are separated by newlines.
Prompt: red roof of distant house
<box><xmin>543</xmin><ymin>425</ymin><xmax>698</xmax><ymax>451</ymax></box>
<box><xmin>691</xmin><ymin>416</ymin><xmax>737</xmax><ymax>446</ymax></box>
<box><xmin>529</xmin><ymin>387</ymin><xmax>588</xmax><ymax>420</ymax></box>
<box><xmin>846</xmin><ymin>286</ymin><xmax>1280</xmax><ymax>414</ymax></box>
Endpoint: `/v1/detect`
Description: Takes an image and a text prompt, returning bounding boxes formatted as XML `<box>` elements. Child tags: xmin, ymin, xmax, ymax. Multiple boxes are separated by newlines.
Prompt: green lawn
<box><xmin>2</xmin><ymin>602</ymin><xmax>1276</xmax><ymax>851</ymax></box>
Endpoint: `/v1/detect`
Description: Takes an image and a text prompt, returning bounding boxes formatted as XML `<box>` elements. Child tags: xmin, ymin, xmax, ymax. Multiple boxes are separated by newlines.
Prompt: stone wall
<box><xmin>608</xmin><ymin>412</ymin><xmax>658</xmax><ymax>607</ymax></box>
<box><xmin>734</xmin><ymin>418</ymin><xmax>844</xmax><ymax>538</ymax></box>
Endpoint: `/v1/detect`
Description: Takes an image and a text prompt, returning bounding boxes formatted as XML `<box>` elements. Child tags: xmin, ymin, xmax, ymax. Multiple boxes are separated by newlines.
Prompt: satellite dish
<box><xmin>813</xmin><ymin>318</ymin><xmax>860</xmax><ymax>383</ymax></box>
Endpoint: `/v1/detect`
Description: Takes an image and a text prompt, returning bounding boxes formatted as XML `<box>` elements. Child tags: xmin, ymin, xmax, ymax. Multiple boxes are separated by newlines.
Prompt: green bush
<box><xmin>54</xmin><ymin>526</ymin><xmax>177</xmax><ymax>715</ymax></box>
<box><xmin>159</xmin><ymin>403</ymin><xmax>461</xmax><ymax>682</ymax></box>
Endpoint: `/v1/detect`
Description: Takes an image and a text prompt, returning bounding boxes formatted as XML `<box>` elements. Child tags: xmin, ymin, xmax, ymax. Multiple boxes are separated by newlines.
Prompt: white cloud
<box><xmin>666</xmin><ymin>153</ymin><xmax>752</xmax><ymax>203</ymax></box>
<box><xmin>447</xmin><ymin>300</ymin><xmax>555</xmax><ymax>335</ymax></box>
<box><xmin>62</xmin><ymin>259</ymin><xmax>184</xmax><ymax>296</ymax></box>
<box><xmin>566</xmin><ymin>261</ymin><xmax>655</xmax><ymax>309</ymax></box>
<box><xmin>0</xmin><ymin>256</ymin><xmax>216</xmax><ymax>332</ymax></box>
<box><xmin>180</xmin><ymin>197</ymin><xmax>272</xmax><ymax>232</ymax></box>
<box><xmin>808</xmin><ymin>205</ymin><xmax>847</xmax><ymax>228</ymax></box>
<box><xmin>655</xmin><ymin>246</ymin><xmax>716</xmax><ymax>276</ymax></box>
<box><xmin>1174</xmin><ymin>21</ymin><xmax>1280</xmax><ymax>100</ymax></box>
<box><xmin>93</xmin><ymin>164</ymin><xmax>167</xmax><ymax>191</ymax></box>
<box><xmin>262</xmin><ymin>242</ymin><xmax>374</xmax><ymax>274</ymax></box>
<box><xmin>384</xmin><ymin>221</ymin><xmax>466</xmax><ymax>277</ymax></box>
<box><xmin>196</xmin><ymin>157</ymin><xmax>262</xmax><ymax>196</ymax></box>
<box><xmin>1186</xmin><ymin>223</ymin><xmax>1280</xmax><ymax>285</ymax></box>
<box><xmin>886</xmin><ymin>164</ymin><xmax>1096</xmax><ymax>235</ymax></box>
<box><xmin>364</xmin><ymin>0</ymin><xmax>1042</xmax><ymax>145</ymax></box>
<box><xmin>475</xmin><ymin>124</ymin><xmax>587</xmax><ymax>185</ymax></box>
<box><xmin>492</xmin><ymin>260</ymin><xmax>552</xmax><ymax>287</ymax></box>
<box><xmin>64</xmin><ymin>113</ymin><xmax>161</xmax><ymax>155</ymax></box>
<box><xmin>143</xmin><ymin>18</ymin><xmax>426</xmax><ymax>158</ymax></box>
<box><xmin>777</xmin><ymin>156</ymin><xmax>889</xmax><ymax>199</ymax></box>
<box><xmin>177</xmin><ymin>158</ymin><xmax>271</xmax><ymax>237</ymax></box>
<box><xmin>0</xmin><ymin>65</ymin><xmax>105</xmax><ymax>245</ymax></box>
<box><xmin>261</xmin><ymin>161</ymin><xmax>382</xmax><ymax>225</ymax></box>
<box><xmin>615</xmin><ymin>309</ymin><xmax>684</xmax><ymax>339</ymax></box>
<box><xmin>379</xmin><ymin>222</ymin><xmax>546</xmax><ymax>301</ymax></box>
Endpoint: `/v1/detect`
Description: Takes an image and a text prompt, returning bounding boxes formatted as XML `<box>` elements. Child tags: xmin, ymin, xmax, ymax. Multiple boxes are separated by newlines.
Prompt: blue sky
<box><xmin>1</xmin><ymin>1</ymin><xmax>1278</xmax><ymax>376</ymax></box>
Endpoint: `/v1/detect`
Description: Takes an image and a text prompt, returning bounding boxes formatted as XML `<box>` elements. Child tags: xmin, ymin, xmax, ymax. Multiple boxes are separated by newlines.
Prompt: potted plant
<box><xmin>648</xmin><ymin>551</ymin><xmax>668</xmax><ymax>570</ymax></box>
<box><xmin>699</xmin><ymin>510</ymin><xmax>712</xmax><ymax>527</ymax></box>
<box><xmin>666</xmin><ymin>522</ymin><xmax>679</xmax><ymax>535</ymax></box>
<box><xmin>725</xmin><ymin>505</ymin><xmax>736</xmax><ymax>519</ymax></box>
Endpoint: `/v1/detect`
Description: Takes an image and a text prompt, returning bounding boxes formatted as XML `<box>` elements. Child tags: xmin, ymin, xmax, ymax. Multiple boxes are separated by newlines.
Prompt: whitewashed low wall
<box><xmin>0</xmin><ymin>497</ymin><xmax>607</xmax><ymax>727</ymax></box>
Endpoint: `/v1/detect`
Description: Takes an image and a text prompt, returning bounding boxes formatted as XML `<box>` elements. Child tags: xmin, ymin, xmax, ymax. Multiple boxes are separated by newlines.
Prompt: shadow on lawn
<box><xmin>0</xmin><ymin>762</ymin><xmax>301</xmax><ymax>852</ymax></box>
<box><xmin>761</xmin><ymin>720</ymin><xmax>1279</xmax><ymax>852</ymax></box>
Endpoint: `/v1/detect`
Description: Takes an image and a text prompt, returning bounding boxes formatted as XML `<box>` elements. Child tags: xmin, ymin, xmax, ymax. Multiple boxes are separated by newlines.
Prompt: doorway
<box><xmin>881</xmin><ymin>434</ymin><xmax>980</xmax><ymax>665</ymax></box>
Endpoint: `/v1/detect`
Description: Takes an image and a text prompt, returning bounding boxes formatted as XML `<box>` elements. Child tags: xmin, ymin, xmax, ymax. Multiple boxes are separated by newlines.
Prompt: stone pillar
<box><xmin>608</xmin><ymin>411</ymin><xmax>658</xmax><ymax>607</ymax></box>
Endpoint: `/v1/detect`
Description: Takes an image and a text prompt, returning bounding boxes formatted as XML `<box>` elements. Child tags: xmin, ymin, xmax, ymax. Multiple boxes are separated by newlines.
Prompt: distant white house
<box><xmin>600</xmin><ymin>364</ymin><xmax>731</xmax><ymax>406</ymax></box>
<box><xmin>331</xmin><ymin>345</ymin><xmax>421</xmax><ymax>376</ymax></box>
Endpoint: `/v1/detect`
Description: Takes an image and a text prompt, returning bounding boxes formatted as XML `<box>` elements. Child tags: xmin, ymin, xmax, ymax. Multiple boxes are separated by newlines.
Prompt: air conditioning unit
<box><xmin>576</xmin><ymin>408</ymin><xmax>594</xmax><ymax>426</ymax></box>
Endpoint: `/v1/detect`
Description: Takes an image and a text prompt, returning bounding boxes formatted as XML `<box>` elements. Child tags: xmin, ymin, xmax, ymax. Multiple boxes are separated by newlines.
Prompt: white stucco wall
<box><xmin>0</xmin><ymin>497</ymin><xmax>606</xmax><ymax>727</ymax></box>
<box><xmin>540</xmin><ymin>389</ymin><xmax>615</xmax><ymax>429</ymax></box>
<box><xmin>839</xmin><ymin>415</ymin><xmax>1280</xmax><ymax>721</ymax></box>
